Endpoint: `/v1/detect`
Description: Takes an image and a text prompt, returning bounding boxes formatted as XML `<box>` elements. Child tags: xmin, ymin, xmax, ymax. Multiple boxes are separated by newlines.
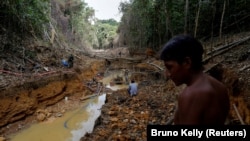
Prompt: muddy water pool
<box><xmin>8</xmin><ymin>70</ymin><xmax>129</xmax><ymax>141</ymax></box>
<box><xmin>101</xmin><ymin>69</ymin><xmax>130</xmax><ymax>91</ymax></box>
<box><xmin>9</xmin><ymin>94</ymin><xmax>106</xmax><ymax>141</ymax></box>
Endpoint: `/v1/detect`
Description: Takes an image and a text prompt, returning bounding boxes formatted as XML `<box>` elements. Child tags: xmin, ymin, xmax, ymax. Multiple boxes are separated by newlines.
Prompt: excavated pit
<box><xmin>0</xmin><ymin>54</ymin><xmax>249</xmax><ymax>141</ymax></box>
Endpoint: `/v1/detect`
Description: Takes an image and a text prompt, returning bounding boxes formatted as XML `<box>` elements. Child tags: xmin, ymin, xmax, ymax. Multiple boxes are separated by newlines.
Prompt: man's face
<box><xmin>163</xmin><ymin>60</ymin><xmax>186</xmax><ymax>86</ymax></box>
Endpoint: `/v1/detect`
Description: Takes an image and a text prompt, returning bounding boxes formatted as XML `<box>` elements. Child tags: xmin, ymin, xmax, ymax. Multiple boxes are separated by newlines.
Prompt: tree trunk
<box><xmin>210</xmin><ymin>0</ymin><xmax>216</xmax><ymax>54</ymax></box>
<box><xmin>165</xmin><ymin>0</ymin><xmax>173</xmax><ymax>37</ymax></box>
<box><xmin>194</xmin><ymin>0</ymin><xmax>201</xmax><ymax>37</ymax></box>
<box><xmin>219</xmin><ymin>0</ymin><xmax>226</xmax><ymax>39</ymax></box>
<box><xmin>184</xmin><ymin>0</ymin><xmax>189</xmax><ymax>34</ymax></box>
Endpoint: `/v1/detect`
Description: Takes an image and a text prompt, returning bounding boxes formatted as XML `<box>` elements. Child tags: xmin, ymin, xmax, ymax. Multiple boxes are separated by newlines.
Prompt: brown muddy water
<box><xmin>8</xmin><ymin>94</ymin><xmax>106</xmax><ymax>141</ymax></box>
<box><xmin>101</xmin><ymin>69</ymin><xmax>130</xmax><ymax>91</ymax></box>
<box><xmin>8</xmin><ymin>70</ymin><xmax>129</xmax><ymax>141</ymax></box>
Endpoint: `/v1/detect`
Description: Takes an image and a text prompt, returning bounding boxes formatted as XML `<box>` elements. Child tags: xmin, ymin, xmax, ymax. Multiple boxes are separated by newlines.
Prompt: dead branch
<box><xmin>147</xmin><ymin>62</ymin><xmax>164</xmax><ymax>71</ymax></box>
<box><xmin>224</xmin><ymin>14</ymin><xmax>250</xmax><ymax>30</ymax></box>
<box><xmin>80</xmin><ymin>94</ymin><xmax>98</xmax><ymax>101</ymax></box>
<box><xmin>95</xmin><ymin>55</ymin><xmax>144</xmax><ymax>63</ymax></box>
<box><xmin>83</xmin><ymin>84</ymin><xmax>95</xmax><ymax>92</ymax></box>
<box><xmin>166</xmin><ymin>116</ymin><xmax>174</xmax><ymax>125</ymax></box>
<box><xmin>239</xmin><ymin>65</ymin><xmax>250</xmax><ymax>72</ymax></box>
<box><xmin>97</xmin><ymin>86</ymin><xmax>103</xmax><ymax>95</ymax></box>
<box><xmin>204</xmin><ymin>61</ymin><xmax>223</xmax><ymax>73</ymax></box>
<box><xmin>233</xmin><ymin>104</ymin><xmax>245</xmax><ymax>125</ymax></box>
<box><xmin>203</xmin><ymin>36</ymin><xmax>250</xmax><ymax>63</ymax></box>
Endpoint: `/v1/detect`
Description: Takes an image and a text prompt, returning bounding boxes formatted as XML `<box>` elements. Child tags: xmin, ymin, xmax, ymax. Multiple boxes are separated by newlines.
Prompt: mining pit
<box><xmin>0</xmin><ymin>44</ymin><xmax>250</xmax><ymax>141</ymax></box>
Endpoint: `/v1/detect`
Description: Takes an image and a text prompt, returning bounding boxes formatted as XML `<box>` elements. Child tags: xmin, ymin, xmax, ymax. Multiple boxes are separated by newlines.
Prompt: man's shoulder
<box><xmin>181</xmin><ymin>85</ymin><xmax>212</xmax><ymax>100</ymax></box>
<box><xmin>131</xmin><ymin>83</ymin><xmax>137</xmax><ymax>86</ymax></box>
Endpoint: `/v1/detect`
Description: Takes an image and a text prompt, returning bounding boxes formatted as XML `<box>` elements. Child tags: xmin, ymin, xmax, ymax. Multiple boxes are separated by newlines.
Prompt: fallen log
<box><xmin>239</xmin><ymin>65</ymin><xmax>250</xmax><ymax>72</ymax></box>
<box><xmin>146</xmin><ymin>62</ymin><xmax>164</xmax><ymax>71</ymax></box>
<box><xmin>203</xmin><ymin>36</ymin><xmax>250</xmax><ymax>63</ymax></box>
<box><xmin>80</xmin><ymin>94</ymin><xmax>98</xmax><ymax>101</ymax></box>
<box><xmin>207</xmin><ymin>36</ymin><xmax>250</xmax><ymax>56</ymax></box>
<box><xmin>204</xmin><ymin>61</ymin><xmax>223</xmax><ymax>73</ymax></box>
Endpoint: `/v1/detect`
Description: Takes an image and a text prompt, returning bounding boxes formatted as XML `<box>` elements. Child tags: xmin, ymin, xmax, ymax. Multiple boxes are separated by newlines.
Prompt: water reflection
<box><xmin>71</xmin><ymin>94</ymin><xmax>106</xmax><ymax>141</ymax></box>
<box><xmin>9</xmin><ymin>94</ymin><xmax>106</xmax><ymax>141</ymax></box>
<box><xmin>105</xmin><ymin>84</ymin><xmax>128</xmax><ymax>91</ymax></box>
<box><xmin>101</xmin><ymin>70</ymin><xmax>129</xmax><ymax>91</ymax></box>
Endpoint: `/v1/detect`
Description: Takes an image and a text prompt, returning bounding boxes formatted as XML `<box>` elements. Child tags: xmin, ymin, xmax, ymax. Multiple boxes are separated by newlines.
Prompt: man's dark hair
<box><xmin>160</xmin><ymin>35</ymin><xmax>204</xmax><ymax>71</ymax></box>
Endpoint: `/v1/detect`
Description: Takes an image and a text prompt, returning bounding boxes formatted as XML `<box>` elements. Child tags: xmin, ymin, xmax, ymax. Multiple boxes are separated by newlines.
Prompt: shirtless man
<box><xmin>160</xmin><ymin>35</ymin><xmax>230</xmax><ymax>125</ymax></box>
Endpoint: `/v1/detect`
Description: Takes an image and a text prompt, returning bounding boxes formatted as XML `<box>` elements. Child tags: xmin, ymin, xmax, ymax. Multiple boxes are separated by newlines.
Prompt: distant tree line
<box><xmin>93</xmin><ymin>19</ymin><xmax>119</xmax><ymax>49</ymax></box>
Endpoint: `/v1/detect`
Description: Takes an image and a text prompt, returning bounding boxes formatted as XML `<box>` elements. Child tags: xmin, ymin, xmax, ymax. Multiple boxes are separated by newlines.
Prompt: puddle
<box><xmin>101</xmin><ymin>70</ymin><xmax>129</xmax><ymax>91</ymax></box>
<box><xmin>9</xmin><ymin>94</ymin><xmax>106</xmax><ymax>141</ymax></box>
<box><xmin>105</xmin><ymin>84</ymin><xmax>128</xmax><ymax>91</ymax></box>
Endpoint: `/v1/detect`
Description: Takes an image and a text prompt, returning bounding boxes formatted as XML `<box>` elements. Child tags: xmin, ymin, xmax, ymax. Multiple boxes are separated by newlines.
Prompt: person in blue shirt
<box><xmin>61</xmin><ymin>54</ymin><xmax>74</xmax><ymax>68</ymax></box>
<box><xmin>128</xmin><ymin>80</ymin><xmax>138</xmax><ymax>96</ymax></box>
<box><xmin>62</xmin><ymin>59</ymin><xmax>68</xmax><ymax>67</ymax></box>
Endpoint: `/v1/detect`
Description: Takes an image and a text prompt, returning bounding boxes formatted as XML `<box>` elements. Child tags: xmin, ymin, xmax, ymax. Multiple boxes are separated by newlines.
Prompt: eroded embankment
<box><xmin>0</xmin><ymin>54</ymin><xmax>249</xmax><ymax>141</ymax></box>
<box><xmin>0</xmin><ymin>60</ymin><xmax>106</xmax><ymax>136</ymax></box>
<box><xmin>0</xmin><ymin>72</ymin><xmax>80</xmax><ymax>127</ymax></box>
<box><xmin>209</xmin><ymin>64</ymin><xmax>250</xmax><ymax>124</ymax></box>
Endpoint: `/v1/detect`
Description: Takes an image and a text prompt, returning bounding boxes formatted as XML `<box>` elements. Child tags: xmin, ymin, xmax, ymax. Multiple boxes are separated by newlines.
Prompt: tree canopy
<box><xmin>118</xmin><ymin>0</ymin><xmax>250</xmax><ymax>50</ymax></box>
<box><xmin>1</xmin><ymin>0</ymin><xmax>249</xmax><ymax>51</ymax></box>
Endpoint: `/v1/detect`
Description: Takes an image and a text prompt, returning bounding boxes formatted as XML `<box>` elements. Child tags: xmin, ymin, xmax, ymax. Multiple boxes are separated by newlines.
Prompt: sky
<box><xmin>84</xmin><ymin>0</ymin><xmax>127</xmax><ymax>22</ymax></box>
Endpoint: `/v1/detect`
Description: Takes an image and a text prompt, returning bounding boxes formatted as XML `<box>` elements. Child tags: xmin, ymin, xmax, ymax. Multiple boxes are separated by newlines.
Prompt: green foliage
<box><xmin>222</xmin><ymin>0</ymin><xmax>250</xmax><ymax>32</ymax></box>
<box><xmin>118</xmin><ymin>0</ymin><xmax>250</xmax><ymax>49</ymax></box>
<box><xmin>123</xmin><ymin>0</ymin><xmax>155</xmax><ymax>48</ymax></box>
<box><xmin>0</xmin><ymin>0</ymin><xmax>50</xmax><ymax>36</ymax></box>
<box><xmin>25</xmin><ymin>50</ymin><xmax>36</xmax><ymax>59</ymax></box>
<box><xmin>99</xmin><ymin>19</ymin><xmax>119</xmax><ymax>26</ymax></box>
<box><xmin>64</xmin><ymin>0</ymin><xmax>95</xmax><ymax>45</ymax></box>
<box><xmin>119</xmin><ymin>0</ymin><xmax>186</xmax><ymax>48</ymax></box>
<box><xmin>94</xmin><ymin>19</ymin><xmax>119</xmax><ymax>49</ymax></box>
<box><xmin>170</xmin><ymin>0</ymin><xmax>185</xmax><ymax>33</ymax></box>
